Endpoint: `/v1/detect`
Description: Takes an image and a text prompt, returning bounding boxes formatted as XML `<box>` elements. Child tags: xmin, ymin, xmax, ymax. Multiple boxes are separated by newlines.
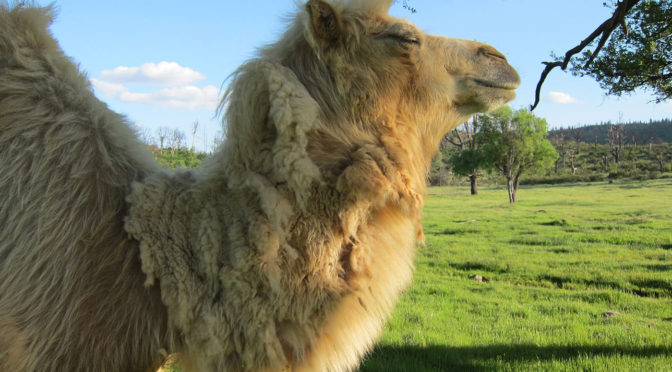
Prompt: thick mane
<box><xmin>224</xmin><ymin>0</ymin><xmax>430</xmax><ymax>199</ymax></box>
<box><xmin>125</xmin><ymin>4</ymin><xmax>428</xmax><ymax>369</ymax></box>
<box><xmin>128</xmin><ymin>56</ymin><xmax>422</xmax><ymax>370</ymax></box>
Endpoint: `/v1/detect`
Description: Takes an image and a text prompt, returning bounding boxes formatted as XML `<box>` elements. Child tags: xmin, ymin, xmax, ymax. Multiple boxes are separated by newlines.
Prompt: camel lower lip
<box><xmin>473</xmin><ymin>78</ymin><xmax>518</xmax><ymax>90</ymax></box>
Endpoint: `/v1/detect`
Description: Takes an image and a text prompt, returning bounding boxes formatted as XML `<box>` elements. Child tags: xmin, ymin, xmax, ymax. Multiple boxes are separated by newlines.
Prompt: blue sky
<box><xmin>43</xmin><ymin>0</ymin><xmax>672</xmax><ymax>151</ymax></box>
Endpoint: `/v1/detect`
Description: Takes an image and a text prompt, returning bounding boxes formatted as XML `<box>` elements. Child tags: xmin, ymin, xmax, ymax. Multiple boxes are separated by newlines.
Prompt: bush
<box><xmin>150</xmin><ymin>147</ymin><xmax>207</xmax><ymax>169</ymax></box>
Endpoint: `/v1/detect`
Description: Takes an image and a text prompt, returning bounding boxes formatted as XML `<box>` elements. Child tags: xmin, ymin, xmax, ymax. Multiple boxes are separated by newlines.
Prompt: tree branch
<box><xmin>446</xmin><ymin>130</ymin><xmax>464</xmax><ymax>148</ymax></box>
<box><xmin>401</xmin><ymin>0</ymin><xmax>416</xmax><ymax>13</ymax></box>
<box><xmin>530</xmin><ymin>0</ymin><xmax>640</xmax><ymax>111</ymax></box>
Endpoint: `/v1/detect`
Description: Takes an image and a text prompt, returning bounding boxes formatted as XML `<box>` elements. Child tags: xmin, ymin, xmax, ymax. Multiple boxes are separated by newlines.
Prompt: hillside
<box><xmin>548</xmin><ymin>119</ymin><xmax>672</xmax><ymax>145</ymax></box>
<box><xmin>429</xmin><ymin>118</ymin><xmax>672</xmax><ymax>187</ymax></box>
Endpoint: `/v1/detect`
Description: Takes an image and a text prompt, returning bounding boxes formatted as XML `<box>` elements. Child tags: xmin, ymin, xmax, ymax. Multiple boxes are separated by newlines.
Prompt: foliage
<box><xmin>428</xmin><ymin>147</ymin><xmax>451</xmax><ymax>186</ymax></box>
<box><xmin>445</xmin><ymin>118</ymin><xmax>492</xmax><ymax>195</ymax></box>
<box><xmin>149</xmin><ymin>146</ymin><xmax>207</xmax><ymax>169</ymax></box>
<box><xmin>478</xmin><ymin>107</ymin><xmax>558</xmax><ymax>203</ymax></box>
<box><xmin>399</xmin><ymin>0</ymin><xmax>416</xmax><ymax>13</ymax></box>
<box><xmin>571</xmin><ymin>0</ymin><xmax>672</xmax><ymax>102</ymax></box>
<box><xmin>361</xmin><ymin>179</ymin><xmax>672</xmax><ymax>371</ymax></box>
<box><xmin>449</xmin><ymin>149</ymin><xmax>485</xmax><ymax>178</ymax></box>
<box><xmin>548</xmin><ymin>136</ymin><xmax>671</xmax><ymax>177</ymax></box>
<box><xmin>531</xmin><ymin>0</ymin><xmax>643</xmax><ymax>109</ymax></box>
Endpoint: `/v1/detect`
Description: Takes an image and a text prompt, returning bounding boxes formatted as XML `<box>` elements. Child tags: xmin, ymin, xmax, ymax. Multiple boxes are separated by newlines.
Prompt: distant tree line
<box><xmin>138</xmin><ymin>115</ymin><xmax>670</xmax><ymax>201</ymax></box>
<box><xmin>137</xmin><ymin>123</ymin><xmax>215</xmax><ymax>169</ymax></box>
<box><xmin>548</xmin><ymin>118</ymin><xmax>672</xmax><ymax>145</ymax></box>
<box><xmin>431</xmin><ymin>115</ymin><xmax>672</xmax><ymax>197</ymax></box>
<box><xmin>545</xmin><ymin>123</ymin><xmax>671</xmax><ymax>178</ymax></box>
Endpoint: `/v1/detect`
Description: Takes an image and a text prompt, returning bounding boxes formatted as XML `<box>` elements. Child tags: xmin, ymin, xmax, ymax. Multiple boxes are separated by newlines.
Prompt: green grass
<box><xmin>360</xmin><ymin>179</ymin><xmax>672</xmax><ymax>371</ymax></box>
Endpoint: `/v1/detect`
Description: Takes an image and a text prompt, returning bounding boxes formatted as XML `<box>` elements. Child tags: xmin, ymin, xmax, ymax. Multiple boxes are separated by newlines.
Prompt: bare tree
<box><xmin>213</xmin><ymin>130</ymin><xmax>225</xmax><ymax>151</ymax></box>
<box><xmin>593</xmin><ymin>133</ymin><xmax>599</xmax><ymax>150</ymax></box>
<box><xmin>567</xmin><ymin>128</ymin><xmax>584</xmax><ymax>175</ymax></box>
<box><xmin>607</xmin><ymin>124</ymin><xmax>625</xmax><ymax>164</ymax></box>
<box><xmin>170</xmin><ymin>129</ymin><xmax>186</xmax><ymax>156</ymax></box>
<box><xmin>191</xmin><ymin>121</ymin><xmax>199</xmax><ymax>151</ymax></box>
<box><xmin>157</xmin><ymin>126</ymin><xmax>170</xmax><ymax>154</ymax></box>
<box><xmin>550</xmin><ymin>130</ymin><xmax>567</xmax><ymax>174</ymax></box>
<box><xmin>602</xmin><ymin>152</ymin><xmax>610</xmax><ymax>172</ymax></box>
<box><xmin>651</xmin><ymin>142</ymin><xmax>669</xmax><ymax>173</ymax></box>
<box><xmin>202</xmin><ymin>128</ymin><xmax>210</xmax><ymax>154</ymax></box>
<box><xmin>138</xmin><ymin>127</ymin><xmax>155</xmax><ymax>146</ymax></box>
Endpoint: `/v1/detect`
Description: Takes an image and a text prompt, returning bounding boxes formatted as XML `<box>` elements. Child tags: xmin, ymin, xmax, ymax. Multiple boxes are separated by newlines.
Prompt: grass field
<box><xmin>360</xmin><ymin>178</ymin><xmax>672</xmax><ymax>371</ymax></box>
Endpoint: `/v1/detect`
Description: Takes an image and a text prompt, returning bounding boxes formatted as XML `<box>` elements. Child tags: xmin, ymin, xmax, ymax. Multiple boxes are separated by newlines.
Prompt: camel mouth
<box><xmin>472</xmin><ymin>78</ymin><xmax>519</xmax><ymax>91</ymax></box>
<box><xmin>457</xmin><ymin>76</ymin><xmax>519</xmax><ymax>112</ymax></box>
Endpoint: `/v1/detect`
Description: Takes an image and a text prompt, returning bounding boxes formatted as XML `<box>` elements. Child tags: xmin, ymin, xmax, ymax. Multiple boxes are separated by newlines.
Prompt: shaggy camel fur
<box><xmin>0</xmin><ymin>1</ymin><xmax>519</xmax><ymax>371</ymax></box>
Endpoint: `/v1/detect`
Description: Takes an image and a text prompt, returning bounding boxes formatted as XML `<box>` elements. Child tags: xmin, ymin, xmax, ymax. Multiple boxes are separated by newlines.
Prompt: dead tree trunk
<box><xmin>191</xmin><ymin>121</ymin><xmax>199</xmax><ymax>151</ymax></box>
<box><xmin>569</xmin><ymin>151</ymin><xmax>577</xmax><ymax>175</ymax></box>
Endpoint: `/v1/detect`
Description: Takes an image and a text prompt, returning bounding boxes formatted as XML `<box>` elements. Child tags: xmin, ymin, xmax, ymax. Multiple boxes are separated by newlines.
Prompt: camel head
<box><xmin>261</xmin><ymin>0</ymin><xmax>520</xmax><ymax>165</ymax></box>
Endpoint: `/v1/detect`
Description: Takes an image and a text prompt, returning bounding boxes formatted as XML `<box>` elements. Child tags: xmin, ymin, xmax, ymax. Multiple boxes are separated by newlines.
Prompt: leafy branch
<box><xmin>530</xmin><ymin>0</ymin><xmax>641</xmax><ymax>111</ymax></box>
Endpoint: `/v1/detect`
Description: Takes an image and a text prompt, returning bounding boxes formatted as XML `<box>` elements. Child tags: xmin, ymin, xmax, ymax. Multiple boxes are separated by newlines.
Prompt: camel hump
<box><xmin>1</xmin><ymin>6</ymin><xmax>167</xmax><ymax>369</ymax></box>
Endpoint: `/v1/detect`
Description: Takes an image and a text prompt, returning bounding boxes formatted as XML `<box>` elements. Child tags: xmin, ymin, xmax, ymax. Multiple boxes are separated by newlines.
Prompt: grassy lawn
<box><xmin>360</xmin><ymin>178</ymin><xmax>672</xmax><ymax>371</ymax></box>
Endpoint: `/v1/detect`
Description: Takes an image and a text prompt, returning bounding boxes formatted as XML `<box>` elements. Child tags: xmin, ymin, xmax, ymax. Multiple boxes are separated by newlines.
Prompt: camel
<box><xmin>0</xmin><ymin>1</ymin><xmax>519</xmax><ymax>371</ymax></box>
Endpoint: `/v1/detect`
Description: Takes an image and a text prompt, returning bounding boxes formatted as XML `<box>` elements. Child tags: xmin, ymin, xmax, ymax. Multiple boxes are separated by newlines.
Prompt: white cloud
<box><xmin>119</xmin><ymin>85</ymin><xmax>221</xmax><ymax>110</ymax></box>
<box><xmin>548</xmin><ymin>91</ymin><xmax>582</xmax><ymax>104</ymax></box>
<box><xmin>100</xmin><ymin>62</ymin><xmax>205</xmax><ymax>86</ymax></box>
<box><xmin>92</xmin><ymin>62</ymin><xmax>220</xmax><ymax>110</ymax></box>
<box><xmin>91</xmin><ymin>78</ymin><xmax>127</xmax><ymax>98</ymax></box>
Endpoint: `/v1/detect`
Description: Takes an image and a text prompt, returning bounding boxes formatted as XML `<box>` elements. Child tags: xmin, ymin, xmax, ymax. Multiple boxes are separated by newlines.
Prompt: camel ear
<box><xmin>306</xmin><ymin>0</ymin><xmax>342</xmax><ymax>44</ymax></box>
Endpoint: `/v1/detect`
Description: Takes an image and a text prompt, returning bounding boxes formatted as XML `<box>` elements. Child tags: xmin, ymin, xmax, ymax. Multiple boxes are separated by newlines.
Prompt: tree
<box><xmin>396</xmin><ymin>0</ymin><xmax>416</xmax><ymax>13</ymax></box>
<box><xmin>532</xmin><ymin>0</ymin><xmax>671</xmax><ymax>109</ymax></box>
<box><xmin>169</xmin><ymin>129</ymin><xmax>186</xmax><ymax>156</ymax></box>
<box><xmin>429</xmin><ymin>148</ymin><xmax>449</xmax><ymax>186</ymax></box>
<box><xmin>396</xmin><ymin>1</ymin><xmax>670</xmax><ymax>109</ymax></box>
<box><xmin>157</xmin><ymin>126</ymin><xmax>170</xmax><ymax>154</ymax></box>
<box><xmin>212</xmin><ymin>130</ymin><xmax>225</xmax><ymax>151</ymax></box>
<box><xmin>446</xmin><ymin>117</ymin><xmax>489</xmax><ymax>195</ymax></box>
<box><xmin>138</xmin><ymin>127</ymin><xmax>155</xmax><ymax>146</ymax></box>
<box><xmin>568</xmin><ymin>128</ymin><xmax>584</xmax><ymax>175</ymax></box>
<box><xmin>608</xmin><ymin>123</ymin><xmax>626</xmax><ymax>163</ymax></box>
<box><xmin>571</xmin><ymin>1</ymin><xmax>671</xmax><ymax>102</ymax></box>
<box><xmin>550</xmin><ymin>130</ymin><xmax>568</xmax><ymax>174</ymax></box>
<box><xmin>652</xmin><ymin>143</ymin><xmax>670</xmax><ymax>172</ymax></box>
<box><xmin>479</xmin><ymin>107</ymin><xmax>558</xmax><ymax>203</ymax></box>
<box><xmin>191</xmin><ymin>120</ymin><xmax>199</xmax><ymax>151</ymax></box>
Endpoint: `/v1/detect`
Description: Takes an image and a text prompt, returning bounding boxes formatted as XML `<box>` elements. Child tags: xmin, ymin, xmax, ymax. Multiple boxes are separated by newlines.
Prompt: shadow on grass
<box><xmin>617</xmin><ymin>183</ymin><xmax>653</xmax><ymax>190</ymax></box>
<box><xmin>646</xmin><ymin>264</ymin><xmax>672</xmax><ymax>271</ymax></box>
<box><xmin>360</xmin><ymin>344</ymin><xmax>671</xmax><ymax>372</ymax></box>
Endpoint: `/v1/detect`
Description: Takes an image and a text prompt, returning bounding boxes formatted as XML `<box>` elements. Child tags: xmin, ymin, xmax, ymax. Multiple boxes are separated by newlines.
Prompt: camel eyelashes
<box><xmin>383</xmin><ymin>33</ymin><xmax>420</xmax><ymax>46</ymax></box>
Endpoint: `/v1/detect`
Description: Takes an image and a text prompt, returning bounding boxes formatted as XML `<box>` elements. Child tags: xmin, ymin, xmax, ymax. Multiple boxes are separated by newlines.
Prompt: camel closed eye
<box><xmin>386</xmin><ymin>33</ymin><xmax>420</xmax><ymax>46</ymax></box>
